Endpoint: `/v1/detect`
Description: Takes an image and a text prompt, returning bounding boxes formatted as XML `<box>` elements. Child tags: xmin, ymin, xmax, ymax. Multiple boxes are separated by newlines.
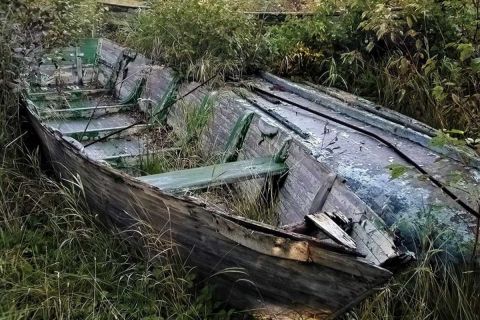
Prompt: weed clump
<box><xmin>124</xmin><ymin>0</ymin><xmax>266</xmax><ymax>81</ymax></box>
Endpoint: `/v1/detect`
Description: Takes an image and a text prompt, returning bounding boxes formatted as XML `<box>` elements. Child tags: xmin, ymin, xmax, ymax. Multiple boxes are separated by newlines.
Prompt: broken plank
<box><xmin>306</xmin><ymin>212</ymin><xmax>357</xmax><ymax>250</ymax></box>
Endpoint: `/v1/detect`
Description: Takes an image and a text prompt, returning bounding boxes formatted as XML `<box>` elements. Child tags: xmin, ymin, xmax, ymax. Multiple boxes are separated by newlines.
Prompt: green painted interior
<box><xmin>41</xmin><ymin>38</ymin><xmax>99</xmax><ymax>66</ymax></box>
<box><xmin>151</xmin><ymin>78</ymin><xmax>178</xmax><ymax>124</ymax></box>
<box><xmin>222</xmin><ymin>111</ymin><xmax>255</xmax><ymax>163</ymax></box>
<box><xmin>79</xmin><ymin>38</ymin><xmax>100</xmax><ymax>65</ymax></box>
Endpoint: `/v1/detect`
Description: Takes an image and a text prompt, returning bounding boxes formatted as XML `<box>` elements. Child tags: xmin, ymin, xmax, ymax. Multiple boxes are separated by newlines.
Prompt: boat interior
<box><xmin>27</xmin><ymin>38</ymin><xmax>414</xmax><ymax>269</ymax></box>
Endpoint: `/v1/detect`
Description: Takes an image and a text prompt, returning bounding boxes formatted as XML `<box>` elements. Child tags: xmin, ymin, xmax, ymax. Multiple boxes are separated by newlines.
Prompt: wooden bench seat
<box><xmin>138</xmin><ymin>156</ymin><xmax>288</xmax><ymax>193</ymax></box>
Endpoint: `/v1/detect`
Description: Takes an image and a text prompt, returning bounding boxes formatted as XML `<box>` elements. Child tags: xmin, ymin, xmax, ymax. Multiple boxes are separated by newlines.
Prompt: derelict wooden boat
<box><xmin>25</xmin><ymin>38</ymin><xmax>479</xmax><ymax>318</ymax></box>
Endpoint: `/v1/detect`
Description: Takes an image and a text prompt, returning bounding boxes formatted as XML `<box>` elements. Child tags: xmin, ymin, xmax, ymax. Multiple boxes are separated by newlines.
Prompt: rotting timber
<box><xmin>24</xmin><ymin>39</ymin><xmax>480</xmax><ymax>318</ymax></box>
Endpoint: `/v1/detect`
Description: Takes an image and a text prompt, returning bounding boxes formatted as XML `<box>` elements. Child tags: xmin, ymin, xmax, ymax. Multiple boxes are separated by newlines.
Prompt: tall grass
<box><xmin>122</xmin><ymin>0</ymin><xmax>266</xmax><ymax>81</ymax></box>
<box><xmin>348</xmin><ymin>234</ymin><xmax>480</xmax><ymax>320</ymax></box>
<box><xmin>0</xmin><ymin>161</ymin><xmax>201</xmax><ymax>319</ymax></box>
<box><xmin>211</xmin><ymin>184</ymin><xmax>280</xmax><ymax>226</ymax></box>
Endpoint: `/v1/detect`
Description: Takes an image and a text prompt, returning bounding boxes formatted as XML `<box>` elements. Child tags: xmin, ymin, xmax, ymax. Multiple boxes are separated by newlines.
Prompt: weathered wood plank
<box><xmin>29</xmin><ymin>88</ymin><xmax>109</xmax><ymax>101</ymax></box>
<box><xmin>138</xmin><ymin>157</ymin><xmax>288</xmax><ymax>193</ymax></box>
<box><xmin>40</xmin><ymin>104</ymin><xmax>134</xmax><ymax>120</ymax></box>
<box><xmin>102</xmin><ymin>147</ymin><xmax>181</xmax><ymax>168</ymax></box>
<box><xmin>45</xmin><ymin>112</ymin><xmax>137</xmax><ymax>135</ymax></box>
<box><xmin>306</xmin><ymin>212</ymin><xmax>357</xmax><ymax>250</ymax></box>
<box><xmin>67</xmin><ymin>124</ymin><xmax>149</xmax><ymax>142</ymax></box>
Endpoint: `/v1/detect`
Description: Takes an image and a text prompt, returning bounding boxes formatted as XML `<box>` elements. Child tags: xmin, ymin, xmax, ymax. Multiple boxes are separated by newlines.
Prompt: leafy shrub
<box><xmin>264</xmin><ymin>0</ymin><xmax>480</xmax><ymax>138</ymax></box>
<box><xmin>17</xmin><ymin>0</ymin><xmax>105</xmax><ymax>47</ymax></box>
<box><xmin>125</xmin><ymin>0</ymin><xmax>266</xmax><ymax>81</ymax></box>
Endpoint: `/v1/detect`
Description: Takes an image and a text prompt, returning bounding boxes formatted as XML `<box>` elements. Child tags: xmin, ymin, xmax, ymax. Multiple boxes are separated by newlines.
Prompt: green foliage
<box><xmin>125</xmin><ymin>0</ymin><xmax>265</xmax><ymax>81</ymax></box>
<box><xmin>430</xmin><ymin>130</ymin><xmax>466</xmax><ymax>147</ymax></box>
<box><xmin>16</xmin><ymin>0</ymin><xmax>105</xmax><ymax>48</ymax></box>
<box><xmin>263</xmin><ymin>0</ymin><xmax>480</xmax><ymax>138</ymax></box>
<box><xmin>182</xmin><ymin>95</ymin><xmax>215</xmax><ymax>145</ymax></box>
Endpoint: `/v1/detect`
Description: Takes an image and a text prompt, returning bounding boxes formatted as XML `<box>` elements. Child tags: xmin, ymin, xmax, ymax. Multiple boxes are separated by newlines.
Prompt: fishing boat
<box><xmin>25</xmin><ymin>38</ymin><xmax>479</xmax><ymax>318</ymax></box>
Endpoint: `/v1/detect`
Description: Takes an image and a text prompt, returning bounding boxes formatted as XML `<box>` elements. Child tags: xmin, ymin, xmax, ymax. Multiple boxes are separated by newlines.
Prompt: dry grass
<box><xmin>348</xmin><ymin>255</ymin><xmax>479</xmax><ymax>319</ymax></box>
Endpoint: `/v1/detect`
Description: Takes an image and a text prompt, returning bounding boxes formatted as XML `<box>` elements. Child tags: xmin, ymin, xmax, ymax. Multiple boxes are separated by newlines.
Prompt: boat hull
<box><xmin>26</xmin><ymin>108</ymin><xmax>392</xmax><ymax>318</ymax></box>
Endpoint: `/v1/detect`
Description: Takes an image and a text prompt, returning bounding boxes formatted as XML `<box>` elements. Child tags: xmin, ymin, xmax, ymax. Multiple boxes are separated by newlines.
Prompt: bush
<box><xmin>125</xmin><ymin>0</ymin><xmax>265</xmax><ymax>81</ymax></box>
<box><xmin>263</xmin><ymin>0</ymin><xmax>480</xmax><ymax>138</ymax></box>
<box><xmin>15</xmin><ymin>0</ymin><xmax>105</xmax><ymax>48</ymax></box>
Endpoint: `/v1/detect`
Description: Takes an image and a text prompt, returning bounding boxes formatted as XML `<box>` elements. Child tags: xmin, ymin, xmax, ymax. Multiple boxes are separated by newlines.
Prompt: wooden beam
<box><xmin>102</xmin><ymin>147</ymin><xmax>181</xmax><ymax>168</ymax></box>
<box><xmin>29</xmin><ymin>89</ymin><xmax>109</xmax><ymax>101</ymax></box>
<box><xmin>67</xmin><ymin>124</ymin><xmax>150</xmax><ymax>142</ymax></box>
<box><xmin>40</xmin><ymin>104</ymin><xmax>134</xmax><ymax>120</ymax></box>
<box><xmin>306</xmin><ymin>212</ymin><xmax>357</xmax><ymax>250</ymax></box>
<box><xmin>138</xmin><ymin>157</ymin><xmax>288</xmax><ymax>193</ymax></box>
